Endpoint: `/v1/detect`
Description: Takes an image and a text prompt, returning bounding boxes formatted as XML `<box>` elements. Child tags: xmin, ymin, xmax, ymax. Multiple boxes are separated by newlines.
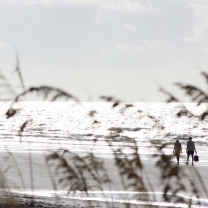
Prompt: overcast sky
<box><xmin>0</xmin><ymin>0</ymin><xmax>208</xmax><ymax>102</ymax></box>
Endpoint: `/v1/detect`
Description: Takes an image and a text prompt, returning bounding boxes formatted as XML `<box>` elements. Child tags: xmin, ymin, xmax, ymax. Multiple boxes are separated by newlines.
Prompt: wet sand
<box><xmin>0</xmin><ymin>151</ymin><xmax>208</xmax><ymax>207</ymax></box>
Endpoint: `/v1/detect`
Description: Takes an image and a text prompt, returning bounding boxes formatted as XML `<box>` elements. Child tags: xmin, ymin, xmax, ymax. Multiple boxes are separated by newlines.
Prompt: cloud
<box><xmin>124</xmin><ymin>23</ymin><xmax>137</xmax><ymax>30</ymax></box>
<box><xmin>100</xmin><ymin>48</ymin><xmax>110</xmax><ymax>52</ymax></box>
<box><xmin>134</xmin><ymin>45</ymin><xmax>145</xmax><ymax>52</ymax></box>
<box><xmin>0</xmin><ymin>41</ymin><xmax>11</xmax><ymax>49</ymax></box>
<box><xmin>0</xmin><ymin>0</ymin><xmax>157</xmax><ymax>13</ymax></box>
<box><xmin>95</xmin><ymin>15</ymin><xmax>105</xmax><ymax>25</ymax></box>
<box><xmin>188</xmin><ymin>3</ymin><xmax>208</xmax><ymax>41</ymax></box>
<box><xmin>142</xmin><ymin>39</ymin><xmax>166</xmax><ymax>49</ymax></box>
<box><xmin>183</xmin><ymin>50</ymin><xmax>190</xmax><ymax>54</ymax></box>
<box><xmin>115</xmin><ymin>43</ymin><xmax>131</xmax><ymax>51</ymax></box>
<box><xmin>192</xmin><ymin>4</ymin><xmax>208</xmax><ymax>39</ymax></box>
<box><xmin>201</xmin><ymin>46</ymin><xmax>208</xmax><ymax>53</ymax></box>
<box><xmin>114</xmin><ymin>39</ymin><xmax>171</xmax><ymax>53</ymax></box>
<box><xmin>114</xmin><ymin>43</ymin><xmax>144</xmax><ymax>52</ymax></box>
<box><xmin>182</xmin><ymin>36</ymin><xmax>200</xmax><ymax>42</ymax></box>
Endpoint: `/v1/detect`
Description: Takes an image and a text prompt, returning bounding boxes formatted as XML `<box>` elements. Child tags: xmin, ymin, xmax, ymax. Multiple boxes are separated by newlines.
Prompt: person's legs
<box><xmin>187</xmin><ymin>151</ymin><xmax>194</xmax><ymax>165</ymax></box>
<box><xmin>176</xmin><ymin>153</ymin><xmax>180</xmax><ymax>164</ymax></box>
<box><xmin>191</xmin><ymin>151</ymin><xmax>194</xmax><ymax>165</ymax></box>
<box><xmin>186</xmin><ymin>151</ymin><xmax>190</xmax><ymax>165</ymax></box>
<box><xmin>175</xmin><ymin>151</ymin><xmax>180</xmax><ymax>164</ymax></box>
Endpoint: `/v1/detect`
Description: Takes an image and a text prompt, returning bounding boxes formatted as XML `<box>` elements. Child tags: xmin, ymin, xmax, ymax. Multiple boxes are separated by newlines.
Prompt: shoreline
<box><xmin>2</xmin><ymin>190</ymin><xmax>208</xmax><ymax>208</ymax></box>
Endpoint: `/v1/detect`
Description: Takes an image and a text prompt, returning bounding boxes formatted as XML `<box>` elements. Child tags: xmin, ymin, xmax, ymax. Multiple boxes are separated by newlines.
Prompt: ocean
<box><xmin>1</xmin><ymin>101</ymin><xmax>207</xmax><ymax>158</ymax></box>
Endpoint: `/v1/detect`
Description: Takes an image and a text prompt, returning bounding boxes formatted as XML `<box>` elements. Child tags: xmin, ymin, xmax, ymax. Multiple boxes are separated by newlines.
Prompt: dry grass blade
<box><xmin>119</xmin><ymin>103</ymin><xmax>135</xmax><ymax>114</ymax></box>
<box><xmin>46</xmin><ymin>151</ymin><xmax>110</xmax><ymax>193</ymax></box>
<box><xmin>175</xmin><ymin>83</ymin><xmax>208</xmax><ymax>105</ymax></box>
<box><xmin>155</xmin><ymin>152</ymin><xmax>187</xmax><ymax>203</ymax></box>
<box><xmin>201</xmin><ymin>70</ymin><xmax>208</xmax><ymax>84</ymax></box>
<box><xmin>3</xmin><ymin>166</ymin><xmax>13</xmax><ymax>174</ymax></box>
<box><xmin>112</xmin><ymin>101</ymin><xmax>120</xmax><ymax>108</ymax></box>
<box><xmin>5</xmin><ymin>107</ymin><xmax>18</xmax><ymax>119</ymax></box>
<box><xmin>88</xmin><ymin>110</ymin><xmax>97</xmax><ymax>117</ymax></box>
<box><xmin>158</xmin><ymin>85</ymin><xmax>179</xmax><ymax>103</ymax></box>
<box><xmin>108</xmin><ymin>137</ymin><xmax>148</xmax><ymax>200</ymax></box>
<box><xmin>6</xmin><ymin>85</ymin><xmax>79</xmax><ymax>119</ymax></box>
<box><xmin>18</xmin><ymin>119</ymin><xmax>32</xmax><ymax>135</ymax></box>
<box><xmin>6</xmin><ymin>148</ymin><xmax>26</xmax><ymax>191</ymax></box>
<box><xmin>14</xmin><ymin>85</ymin><xmax>79</xmax><ymax>102</ymax></box>
<box><xmin>176</xmin><ymin>109</ymin><xmax>193</xmax><ymax>118</ymax></box>
<box><xmin>46</xmin><ymin>152</ymin><xmax>84</xmax><ymax>191</ymax></box>
<box><xmin>100</xmin><ymin>96</ymin><xmax>114</xmax><ymax>102</ymax></box>
<box><xmin>146</xmin><ymin>114</ymin><xmax>164</xmax><ymax>130</ymax></box>
<box><xmin>199</xmin><ymin>111</ymin><xmax>208</xmax><ymax>120</ymax></box>
<box><xmin>125</xmin><ymin>104</ymin><xmax>134</xmax><ymax>108</ymax></box>
<box><xmin>148</xmin><ymin>115</ymin><xmax>155</xmax><ymax>120</ymax></box>
<box><xmin>73</xmin><ymin>152</ymin><xmax>111</xmax><ymax>187</ymax></box>
<box><xmin>92</xmin><ymin>120</ymin><xmax>100</xmax><ymax>125</ymax></box>
<box><xmin>192</xmin><ymin>168</ymin><xmax>208</xmax><ymax>199</ymax></box>
<box><xmin>100</xmin><ymin>95</ymin><xmax>121</xmax><ymax>108</ymax></box>
<box><xmin>14</xmin><ymin>53</ymin><xmax>25</xmax><ymax>91</ymax></box>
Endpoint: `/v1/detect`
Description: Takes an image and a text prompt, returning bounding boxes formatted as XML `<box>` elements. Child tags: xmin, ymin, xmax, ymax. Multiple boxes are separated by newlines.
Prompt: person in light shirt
<box><xmin>186</xmin><ymin>137</ymin><xmax>197</xmax><ymax>166</ymax></box>
<box><xmin>173</xmin><ymin>140</ymin><xmax>182</xmax><ymax>165</ymax></box>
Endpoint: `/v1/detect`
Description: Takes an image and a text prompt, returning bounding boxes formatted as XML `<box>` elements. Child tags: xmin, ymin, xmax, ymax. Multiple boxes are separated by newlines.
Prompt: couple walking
<box><xmin>173</xmin><ymin>137</ymin><xmax>197</xmax><ymax>165</ymax></box>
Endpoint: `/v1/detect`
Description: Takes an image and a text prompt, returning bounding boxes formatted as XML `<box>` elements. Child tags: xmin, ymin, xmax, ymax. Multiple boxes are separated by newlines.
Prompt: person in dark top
<box><xmin>186</xmin><ymin>137</ymin><xmax>197</xmax><ymax>166</ymax></box>
<box><xmin>173</xmin><ymin>140</ymin><xmax>182</xmax><ymax>165</ymax></box>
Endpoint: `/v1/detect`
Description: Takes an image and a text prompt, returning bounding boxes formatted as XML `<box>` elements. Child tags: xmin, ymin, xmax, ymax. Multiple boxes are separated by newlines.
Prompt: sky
<box><xmin>0</xmin><ymin>0</ymin><xmax>208</xmax><ymax>102</ymax></box>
